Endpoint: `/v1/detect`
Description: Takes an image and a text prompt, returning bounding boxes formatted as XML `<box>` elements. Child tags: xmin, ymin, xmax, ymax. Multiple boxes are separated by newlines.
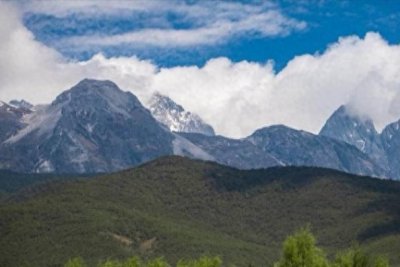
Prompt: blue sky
<box><xmin>21</xmin><ymin>0</ymin><xmax>400</xmax><ymax>70</ymax></box>
<box><xmin>3</xmin><ymin>0</ymin><xmax>400</xmax><ymax>137</ymax></box>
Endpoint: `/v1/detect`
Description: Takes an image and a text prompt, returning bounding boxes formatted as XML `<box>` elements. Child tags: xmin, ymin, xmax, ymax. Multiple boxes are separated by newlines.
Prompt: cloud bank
<box><xmin>2</xmin><ymin>1</ymin><xmax>400</xmax><ymax>138</ymax></box>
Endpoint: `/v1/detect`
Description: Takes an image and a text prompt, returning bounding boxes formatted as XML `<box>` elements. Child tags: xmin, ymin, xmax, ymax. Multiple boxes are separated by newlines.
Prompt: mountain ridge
<box><xmin>0</xmin><ymin>79</ymin><xmax>398</xmax><ymax>179</ymax></box>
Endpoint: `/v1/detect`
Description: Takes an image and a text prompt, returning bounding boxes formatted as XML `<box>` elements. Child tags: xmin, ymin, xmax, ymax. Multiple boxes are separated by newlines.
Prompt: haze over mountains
<box><xmin>0</xmin><ymin>79</ymin><xmax>399</xmax><ymax>179</ymax></box>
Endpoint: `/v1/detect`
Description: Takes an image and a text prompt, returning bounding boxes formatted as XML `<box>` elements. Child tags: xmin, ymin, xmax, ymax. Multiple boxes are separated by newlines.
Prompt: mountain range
<box><xmin>0</xmin><ymin>79</ymin><xmax>399</xmax><ymax>179</ymax></box>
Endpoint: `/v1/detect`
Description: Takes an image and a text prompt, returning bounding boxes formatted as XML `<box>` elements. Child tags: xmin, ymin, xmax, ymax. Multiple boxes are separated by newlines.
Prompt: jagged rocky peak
<box><xmin>148</xmin><ymin>92</ymin><xmax>215</xmax><ymax>136</ymax></box>
<box><xmin>319</xmin><ymin>105</ymin><xmax>379</xmax><ymax>152</ymax></box>
<box><xmin>9</xmin><ymin>99</ymin><xmax>33</xmax><ymax>110</ymax></box>
<box><xmin>319</xmin><ymin>105</ymin><xmax>388</xmax><ymax>171</ymax></box>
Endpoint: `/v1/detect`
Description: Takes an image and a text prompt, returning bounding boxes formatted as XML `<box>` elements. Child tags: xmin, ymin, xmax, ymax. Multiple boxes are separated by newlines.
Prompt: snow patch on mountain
<box><xmin>5</xmin><ymin>104</ymin><xmax>62</xmax><ymax>144</ymax></box>
<box><xmin>36</xmin><ymin>159</ymin><xmax>54</xmax><ymax>173</ymax></box>
<box><xmin>148</xmin><ymin>92</ymin><xmax>215</xmax><ymax>136</ymax></box>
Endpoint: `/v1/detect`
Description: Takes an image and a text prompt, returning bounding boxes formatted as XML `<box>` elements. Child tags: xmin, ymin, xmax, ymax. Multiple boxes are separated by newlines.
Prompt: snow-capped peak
<box><xmin>147</xmin><ymin>92</ymin><xmax>215</xmax><ymax>136</ymax></box>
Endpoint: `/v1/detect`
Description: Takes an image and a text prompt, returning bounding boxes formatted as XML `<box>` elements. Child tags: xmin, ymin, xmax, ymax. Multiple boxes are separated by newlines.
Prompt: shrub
<box><xmin>333</xmin><ymin>246</ymin><xmax>389</xmax><ymax>267</ymax></box>
<box><xmin>274</xmin><ymin>227</ymin><xmax>328</xmax><ymax>267</ymax></box>
<box><xmin>177</xmin><ymin>256</ymin><xmax>222</xmax><ymax>267</ymax></box>
<box><xmin>64</xmin><ymin>257</ymin><xmax>87</xmax><ymax>267</ymax></box>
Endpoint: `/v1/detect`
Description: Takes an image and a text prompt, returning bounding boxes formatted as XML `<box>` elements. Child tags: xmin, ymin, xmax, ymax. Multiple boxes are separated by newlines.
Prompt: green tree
<box><xmin>64</xmin><ymin>257</ymin><xmax>87</xmax><ymax>267</ymax></box>
<box><xmin>146</xmin><ymin>257</ymin><xmax>170</xmax><ymax>267</ymax></box>
<box><xmin>98</xmin><ymin>257</ymin><xmax>141</xmax><ymax>267</ymax></box>
<box><xmin>274</xmin><ymin>227</ymin><xmax>329</xmax><ymax>267</ymax></box>
<box><xmin>333</xmin><ymin>247</ymin><xmax>389</xmax><ymax>267</ymax></box>
<box><xmin>374</xmin><ymin>256</ymin><xmax>389</xmax><ymax>267</ymax></box>
<box><xmin>122</xmin><ymin>257</ymin><xmax>141</xmax><ymax>267</ymax></box>
<box><xmin>98</xmin><ymin>259</ymin><xmax>122</xmax><ymax>267</ymax></box>
<box><xmin>177</xmin><ymin>256</ymin><xmax>222</xmax><ymax>267</ymax></box>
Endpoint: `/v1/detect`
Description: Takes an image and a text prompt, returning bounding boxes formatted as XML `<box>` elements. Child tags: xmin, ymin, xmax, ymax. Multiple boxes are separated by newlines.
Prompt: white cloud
<box><xmin>0</xmin><ymin>1</ymin><xmax>69</xmax><ymax>102</ymax></box>
<box><xmin>19</xmin><ymin>0</ymin><xmax>162</xmax><ymax>17</ymax></box>
<box><xmin>64</xmin><ymin>9</ymin><xmax>305</xmax><ymax>48</ymax></box>
<box><xmin>22</xmin><ymin>0</ymin><xmax>306</xmax><ymax>48</ymax></box>
<box><xmin>2</xmin><ymin>1</ymin><xmax>400</xmax><ymax>138</ymax></box>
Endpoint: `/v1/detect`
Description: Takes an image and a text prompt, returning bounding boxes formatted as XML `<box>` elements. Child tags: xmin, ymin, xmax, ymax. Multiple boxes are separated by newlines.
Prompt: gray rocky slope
<box><xmin>320</xmin><ymin>105</ymin><xmax>400</xmax><ymax>179</ymax></box>
<box><xmin>320</xmin><ymin>105</ymin><xmax>388</xmax><ymax>168</ymax></box>
<box><xmin>181</xmin><ymin>125</ymin><xmax>386</xmax><ymax>177</ymax></box>
<box><xmin>248</xmin><ymin>125</ymin><xmax>386</xmax><ymax>177</ymax></box>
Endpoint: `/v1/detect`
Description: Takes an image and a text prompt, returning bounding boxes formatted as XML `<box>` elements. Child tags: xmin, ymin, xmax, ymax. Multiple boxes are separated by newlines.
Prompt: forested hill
<box><xmin>1</xmin><ymin>156</ymin><xmax>400</xmax><ymax>267</ymax></box>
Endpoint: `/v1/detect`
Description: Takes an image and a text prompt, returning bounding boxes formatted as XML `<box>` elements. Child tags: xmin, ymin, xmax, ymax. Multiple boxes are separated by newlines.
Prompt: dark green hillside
<box><xmin>1</xmin><ymin>156</ymin><xmax>400</xmax><ymax>267</ymax></box>
<box><xmin>0</xmin><ymin>170</ymin><xmax>91</xmax><ymax>200</ymax></box>
<box><xmin>0</xmin><ymin>170</ymin><xmax>54</xmax><ymax>196</ymax></box>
